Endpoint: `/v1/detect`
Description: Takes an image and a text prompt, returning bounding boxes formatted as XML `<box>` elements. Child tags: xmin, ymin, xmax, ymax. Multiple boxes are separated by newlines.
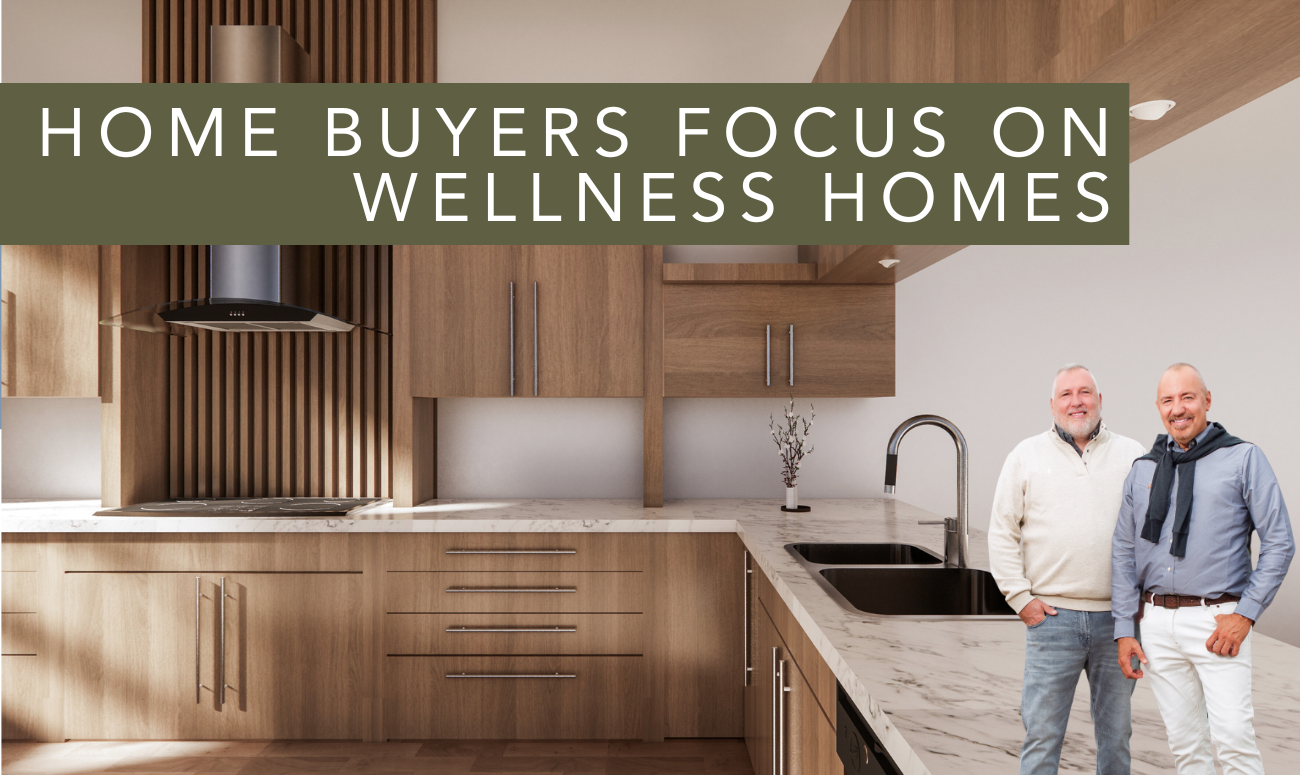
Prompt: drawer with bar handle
<box><xmin>386</xmin><ymin>612</ymin><xmax>644</xmax><ymax>655</ymax></box>
<box><xmin>385</xmin><ymin>533</ymin><xmax>648</xmax><ymax>572</ymax></box>
<box><xmin>386</xmin><ymin>571</ymin><xmax>645</xmax><ymax>613</ymax></box>
<box><xmin>385</xmin><ymin>654</ymin><xmax>646</xmax><ymax>739</ymax></box>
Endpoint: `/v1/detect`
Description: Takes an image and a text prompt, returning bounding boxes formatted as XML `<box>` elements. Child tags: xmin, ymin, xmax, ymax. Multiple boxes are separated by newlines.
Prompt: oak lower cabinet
<box><xmin>386</xmin><ymin>656</ymin><xmax>645</xmax><ymax>739</ymax></box>
<box><xmin>748</xmin><ymin>583</ymin><xmax>839</xmax><ymax>775</ymax></box>
<box><xmin>62</xmin><ymin>572</ymin><xmax>363</xmax><ymax>739</ymax></box>
<box><xmin>664</xmin><ymin>283</ymin><xmax>895</xmax><ymax>397</ymax></box>
<box><xmin>406</xmin><ymin>245</ymin><xmax>644</xmax><ymax>397</ymax></box>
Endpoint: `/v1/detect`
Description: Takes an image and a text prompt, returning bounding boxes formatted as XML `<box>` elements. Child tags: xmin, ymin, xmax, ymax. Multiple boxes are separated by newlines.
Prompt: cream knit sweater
<box><xmin>988</xmin><ymin>424</ymin><xmax>1146</xmax><ymax>613</ymax></box>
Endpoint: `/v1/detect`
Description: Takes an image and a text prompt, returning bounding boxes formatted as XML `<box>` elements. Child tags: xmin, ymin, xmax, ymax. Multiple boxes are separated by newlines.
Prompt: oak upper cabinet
<box><xmin>1</xmin><ymin>245</ymin><xmax>100</xmax><ymax>397</ymax></box>
<box><xmin>781</xmin><ymin>285</ymin><xmax>894</xmax><ymax>397</ymax></box>
<box><xmin>664</xmin><ymin>283</ymin><xmax>894</xmax><ymax>398</ymax></box>
<box><xmin>410</xmin><ymin>245</ymin><xmax>523</xmax><ymax>397</ymax></box>
<box><xmin>408</xmin><ymin>245</ymin><xmax>644</xmax><ymax>397</ymax></box>
<box><xmin>63</xmin><ymin>572</ymin><xmax>363</xmax><ymax>740</ymax></box>
<box><xmin>526</xmin><ymin>245</ymin><xmax>643</xmax><ymax>397</ymax></box>
<box><xmin>663</xmin><ymin>285</ymin><xmax>781</xmax><ymax>398</ymax></box>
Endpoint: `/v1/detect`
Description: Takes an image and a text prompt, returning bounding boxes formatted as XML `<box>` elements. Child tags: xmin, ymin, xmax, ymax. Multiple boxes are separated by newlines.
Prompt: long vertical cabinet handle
<box><xmin>788</xmin><ymin>325</ymin><xmax>794</xmax><ymax>387</ymax></box>
<box><xmin>744</xmin><ymin>551</ymin><xmax>752</xmax><ymax>686</ymax></box>
<box><xmin>778</xmin><ymin>656</ymin><xmax>790</xmax><ymax>775</ymax></box>
<box><xmin>219</xmin><ymin>577</ymin><xmax>227</xmax><ymax>706</ymax></box>
<box><xmin>509</xmin><ymin>281</ymin><xmax>515</xmax><ymax>396</ymax></box>
<box><xmin>771</xmin><ymin>647</ymin><xmax>779</xmax><ymax>775</ymax></box>
<box><xmin>766</xmin><ymin>326</ymin><xmax>771</xmax><ymax>386</ymax></box>
<box><xmin>533</xmin><ymin>282</ymin><xmax>538</xmax><ymax>396</ymax></box>
<box><xmin>195</xmin><ymin>577</ymin><xmax>206</xmax><ymax>703</ymax></box>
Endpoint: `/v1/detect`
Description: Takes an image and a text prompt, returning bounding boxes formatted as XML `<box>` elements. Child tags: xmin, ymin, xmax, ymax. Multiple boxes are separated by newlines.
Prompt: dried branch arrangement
<box><xmin>770</xmin><ymin>397</ymin><xmax>815</xmax><ymax>488</ymax></box>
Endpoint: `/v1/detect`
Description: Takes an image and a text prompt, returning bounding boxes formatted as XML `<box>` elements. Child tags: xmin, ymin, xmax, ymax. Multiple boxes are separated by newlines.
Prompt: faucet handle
<box><xmin>919</xmin><ymin>519</ymin><xmax>957</xmax><ymax>531</ymax></box>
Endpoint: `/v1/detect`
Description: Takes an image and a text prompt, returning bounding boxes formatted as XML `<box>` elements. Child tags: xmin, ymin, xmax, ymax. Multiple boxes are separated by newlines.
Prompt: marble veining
<box><xmin>5</xmin><ymin>497</ymin><xmax>1299</xmax><ymax>775</ymax></box>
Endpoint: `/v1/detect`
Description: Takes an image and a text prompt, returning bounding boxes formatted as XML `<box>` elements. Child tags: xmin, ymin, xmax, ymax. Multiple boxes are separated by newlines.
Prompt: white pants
<box><xmin>1140</xmin><ymin>600</ymin><xmax>1263</xmax><ymax>775</ymax></box>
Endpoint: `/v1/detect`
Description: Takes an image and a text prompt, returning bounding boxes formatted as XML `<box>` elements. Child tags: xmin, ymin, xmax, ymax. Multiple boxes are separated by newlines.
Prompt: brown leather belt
<box><xmin>1144</xmin><ymin>591</ymin><xmax>1240</xmax><ymax>609</ymax></box>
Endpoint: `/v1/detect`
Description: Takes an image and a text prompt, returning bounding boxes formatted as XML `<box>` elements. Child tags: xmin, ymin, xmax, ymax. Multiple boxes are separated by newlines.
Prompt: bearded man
<box><xmin>990</xmin><ymin>364</ymin><xmax>1146</xmax><ymax>775</ymax></box>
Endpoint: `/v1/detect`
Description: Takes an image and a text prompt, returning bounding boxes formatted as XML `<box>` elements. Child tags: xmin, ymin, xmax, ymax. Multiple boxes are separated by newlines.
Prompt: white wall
<box><xmin>445</xmin><ymin>77</ymin><xmax>1300</xmax><ymax>647</ymax></box>
<box><xmin>0</xmin><ymin>398</ymin><xmax>102</xmax><ymax>499</ymax></box>
<box><xmin>438</xmin><ymin>0</ymin><xmax>849</xmax><ymax>83</ymax></box>
<box><xmin>1</xmin><ymin>0</ymin><xmax>139</xmax><ymax>83</ymax></box>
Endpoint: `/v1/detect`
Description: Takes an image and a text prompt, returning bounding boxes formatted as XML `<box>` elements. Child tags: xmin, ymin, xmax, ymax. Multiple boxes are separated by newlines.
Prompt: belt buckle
<box><xmin>1162</xmin><ymin>594</ymin><xmax>1179</xmax><ymax>609</ymax></box>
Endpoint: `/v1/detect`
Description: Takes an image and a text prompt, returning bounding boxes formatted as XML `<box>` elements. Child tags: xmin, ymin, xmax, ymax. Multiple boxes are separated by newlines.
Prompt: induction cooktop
<box><xmin>95</xmin><ymin>497</ymin><xmax>383</xmax><ymax>517</ymax></box>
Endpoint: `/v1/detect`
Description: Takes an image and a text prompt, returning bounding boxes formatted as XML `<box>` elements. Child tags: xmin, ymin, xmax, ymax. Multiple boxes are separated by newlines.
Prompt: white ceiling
<box><xmin>438</xmin><ymin>0</ymin><xmax>851</xmax><ymax>83</ymax></box>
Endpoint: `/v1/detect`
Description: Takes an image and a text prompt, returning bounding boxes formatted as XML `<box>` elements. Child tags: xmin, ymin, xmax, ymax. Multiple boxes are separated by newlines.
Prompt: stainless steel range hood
<box><xmin>157</xmin><ymin>246</ymin><xmax>354</xmax><ymax>333</ymax></box>
<box><xmin>101</xmin><ymin>28</ymin><xmax>373</xmax><ymax>336</ymax></box>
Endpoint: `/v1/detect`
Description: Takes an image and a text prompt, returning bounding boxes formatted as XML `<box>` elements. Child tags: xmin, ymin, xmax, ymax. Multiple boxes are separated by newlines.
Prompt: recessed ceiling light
<box><xmin>1130</xmin><ymin>100</ymin><xmax>1176</xmax><ymax>120</ymax></box>
<box><xmin>879</xmin><ymin>258</ymin><xmax>900</xmax><ymax>268</ymax></box>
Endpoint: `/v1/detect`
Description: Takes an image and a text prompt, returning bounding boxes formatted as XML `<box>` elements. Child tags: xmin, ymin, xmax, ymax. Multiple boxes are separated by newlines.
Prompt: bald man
<box><xmin>1112</xmin><ymin>364</ymin><xmax>1295</xmax><ymax>775</ymax></box>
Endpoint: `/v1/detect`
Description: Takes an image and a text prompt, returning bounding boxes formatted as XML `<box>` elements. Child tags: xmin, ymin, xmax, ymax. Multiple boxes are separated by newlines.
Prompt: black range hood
<box><xmin>101</xmin><ymin>245</ymin><xmax>382</xmax><ymax>336</ymax></box>
<box><xmin>159</xmin><ymin>245</ymin><xmax>354</xmax><ymax>333</ymax></box>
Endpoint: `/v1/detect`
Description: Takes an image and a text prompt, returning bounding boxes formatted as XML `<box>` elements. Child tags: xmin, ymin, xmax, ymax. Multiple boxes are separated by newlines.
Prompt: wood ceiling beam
<box><xmin>805</xmin><ymin>0</ymin><xmax>1300</xmax><ymax>283</ymax></box>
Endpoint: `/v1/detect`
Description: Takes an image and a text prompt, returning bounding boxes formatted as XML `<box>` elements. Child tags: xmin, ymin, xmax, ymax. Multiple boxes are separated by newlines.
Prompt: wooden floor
<box><xmin>0</xmin><ymin>739</ymin><xmax>755</xmax><ymax>775</ymax></box>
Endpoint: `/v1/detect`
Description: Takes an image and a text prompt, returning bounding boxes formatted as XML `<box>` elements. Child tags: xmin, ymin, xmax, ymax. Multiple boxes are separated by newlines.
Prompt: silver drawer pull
<box><xmin>447</xmin><ymin>587</ymin><xmax>577</xmax><ymax>593</ymax></box>
<box><xmin>448</xmin><ymin>626</ymin><xmax>577</xmax><ymax>633</ymax></box>
<box><xmin>446</xmin><ymin>549</ymin><xmax>576</xmax><ymax>555</ymax></box>
<box><xmin>448</xmin><ymin>673</ymin><xmax>576</xmax><ymax>679</ymax></box>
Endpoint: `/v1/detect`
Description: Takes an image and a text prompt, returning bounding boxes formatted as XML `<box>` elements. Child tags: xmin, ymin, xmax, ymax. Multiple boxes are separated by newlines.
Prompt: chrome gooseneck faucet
<box><xmin>884</xmin><ymin>415</ymin><xmax>969</xmax><ymax>569</ymax></box>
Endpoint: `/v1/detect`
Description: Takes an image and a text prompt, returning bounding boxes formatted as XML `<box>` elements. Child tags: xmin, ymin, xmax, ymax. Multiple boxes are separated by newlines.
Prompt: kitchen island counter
<box><xmin>6</xmin><ymin>497</ymin><xmax>1299</xmax><ymax>774</ymax></box>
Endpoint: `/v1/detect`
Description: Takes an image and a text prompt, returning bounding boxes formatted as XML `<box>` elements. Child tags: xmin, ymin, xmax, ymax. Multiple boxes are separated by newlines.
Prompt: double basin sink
<box><xmin>786</xmin><ymin>543</ymin><xmax>1017</xmax><ymax>619</ymax></box>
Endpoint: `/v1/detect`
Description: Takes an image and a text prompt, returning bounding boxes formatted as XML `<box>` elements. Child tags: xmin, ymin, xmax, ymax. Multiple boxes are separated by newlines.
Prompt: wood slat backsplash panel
<box><xmin>142</xmin><ymin>0</ymin><xmax>436</xmax><ymax>84</ymax></box>
<box><xmin>167</xmin><ymin>247</ymin><xmax>392</xmax><ymax>498</ymax></box>
<box><xmin>144</xmin><ymin>1</ymin><xmax>423</xmax><ymax>499</ymax></box>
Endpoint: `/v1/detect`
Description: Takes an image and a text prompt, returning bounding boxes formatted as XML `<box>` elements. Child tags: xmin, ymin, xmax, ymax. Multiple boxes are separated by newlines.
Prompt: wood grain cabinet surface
<box><xmin>407</xmin><ymin>245</ymin><xmax>644</xmax><ymax>397</ymax></box>
<box><xmin>1</xmin><ymin>245</ymin><xmax>101</xmax><ymax>397</ymax></box>
<box><xmin>61</xmin><ymin>572</ymin><xmax>364</xmax><ymax>740</ymax></box>
<box><xmin>750</xmin><ymin>601</ymin><xmax>839</xmax><ymax>775</ymax></box>
<box><xmin>747</xmin><ymin>570</ymin><xmax>840</xmax><ymax>775</ymax></box>
<box><xmin>3</xmin><ymin>533</ymin><xmax>746</xmax><ymax>743</ymax></box>
<box><xmin>664</xmin><ymin>283</ymin><xmax>894</xmax><ymax>398</ymax></box>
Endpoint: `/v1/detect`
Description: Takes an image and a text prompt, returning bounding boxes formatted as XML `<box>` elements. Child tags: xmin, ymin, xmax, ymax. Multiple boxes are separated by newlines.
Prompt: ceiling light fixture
<box><xmin>1129</xmin><ymin>100</ymin><xmax>1176</xmax><ymax>120</ymax></box>
<box><xmin>879</xmin><ymin>258</ymin><xmax>900</xmax><ymax>268</ymax></box>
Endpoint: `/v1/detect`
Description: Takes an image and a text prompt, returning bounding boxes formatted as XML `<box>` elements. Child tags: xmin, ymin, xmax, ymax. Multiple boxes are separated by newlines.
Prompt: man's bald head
<box><xmin>1163</xmin><ymin>362</ymin><xmax>1208</xmax><ymax>394</ymax></box>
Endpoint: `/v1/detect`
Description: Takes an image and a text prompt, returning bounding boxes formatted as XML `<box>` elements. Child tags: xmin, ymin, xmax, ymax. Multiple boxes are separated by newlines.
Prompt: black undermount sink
<box><xmin>820</xmin><ymin>567</ymin><xmax>1016</xmax><ymax>617</ymax></box>
<box><xmin>788</xmin><ymin>542</ymin><xmax>943</xmax><ymax>565</ymax></box>
<box><xmin>785</xmin><ymin>543</ymin><xmax>1018</xmax><ymax>620</ymax></box>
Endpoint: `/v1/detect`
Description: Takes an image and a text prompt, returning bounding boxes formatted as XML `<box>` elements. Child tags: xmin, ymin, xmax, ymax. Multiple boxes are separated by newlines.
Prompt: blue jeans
<box><xmin>1020</xmin><ymin>608</ymin><xmax>1134</xmax><ymax>775</ymax></box>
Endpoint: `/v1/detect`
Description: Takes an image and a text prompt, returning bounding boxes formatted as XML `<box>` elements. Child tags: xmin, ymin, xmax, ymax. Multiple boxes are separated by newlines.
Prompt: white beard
<box><xmin>1056</xmin><ymin>412</ymin><xmax>1100</xmax><ymax>439</ymax></box>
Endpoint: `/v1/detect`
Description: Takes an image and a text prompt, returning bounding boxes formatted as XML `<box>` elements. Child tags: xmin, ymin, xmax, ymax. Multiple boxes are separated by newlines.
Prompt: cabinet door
<box><xmin>212</xmin><ymin>573</ymin><xmax>363</xmax><ymax>739</ymax></box>
<box><xmin>1</xmin><ymin>656</ymin><xmax>41</xmax><ymax>740</ymax></box>
<box><xmin>659</xmin><ymin>533</ymin><xmax>744</xmax><ymax>738</ymax></box>
<box><xmin>1</xmin><ymin>244</ymin><xmax>100</xmax><ymax>397</ymax></box>
<box><xmin>744</xmin><ymin>553</ymin><xmax>764</xmax><ymax>773</ymax></box>
<box><xmin>786</xmin><ymin>649</ymin><xmax>840</xmax><ymax>775</ymax></box>
<box><xmin>408</xmin><ymin>245</ymin><xmax>523</xmax><ymax>397</ymax></box>
<box><xmin>62</xmin><ymin>573</ymin><xmax>363</xmax><ymax>740</ymax></box>
<box><xmin>63</xmin><ymin>574</ymin><xmax>208</xmax><ymax>739</ymax></box>
<box><xmin>751</xmin><ymin>605</ymin><xmax>780</xmax><ymax>775</ymax></box>
<box><xmin>664</xmin><ymin>284</ymin><xmax>781</xmax><ymax>397</ymax></box>
<box><xmin>524</xmin><ymin>245</ymin><xmax>643</xmax><ymax>397</ymax></box>
<box><xmin>780</xmin><ymin>284</ymin><xmax>894</xmax><ymax>397</ymax></box>
<box><xmin>758</xmin><ymin>604</ymin><xmax>840</xmax><ymax>775</ymax></box>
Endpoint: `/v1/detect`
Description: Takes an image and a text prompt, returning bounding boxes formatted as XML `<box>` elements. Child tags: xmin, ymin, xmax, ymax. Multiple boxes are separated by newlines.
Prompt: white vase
<box><xmin>786</xmin><ymin>486</ymin><xmax>798</xmax><ymax>510</ymax></box>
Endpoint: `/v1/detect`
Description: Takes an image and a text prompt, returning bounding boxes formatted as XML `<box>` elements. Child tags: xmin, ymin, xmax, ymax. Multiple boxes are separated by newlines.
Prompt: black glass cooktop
<box><xmin>96</xmin><ymin>497</ymin><xmax>382</xmax><ymax>517</ymax></box>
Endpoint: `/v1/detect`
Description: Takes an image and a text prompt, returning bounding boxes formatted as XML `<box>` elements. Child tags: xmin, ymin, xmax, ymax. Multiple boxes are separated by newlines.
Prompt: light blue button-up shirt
<box><xmin>1111</xmin><ymin>425</ymin><xmax>1295</xmax><ymax>639</ymax></box>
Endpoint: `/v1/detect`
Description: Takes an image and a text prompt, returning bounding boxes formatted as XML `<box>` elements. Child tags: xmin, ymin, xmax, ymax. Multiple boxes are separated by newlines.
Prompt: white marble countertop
<box><xmin>5</xmin><ymin>497</ymin><xmax>1299</xmax><ymax>774</ymax></box>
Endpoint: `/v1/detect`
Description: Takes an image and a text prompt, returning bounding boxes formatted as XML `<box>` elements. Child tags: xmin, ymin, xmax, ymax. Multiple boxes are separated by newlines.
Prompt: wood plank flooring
<box><xmin>1</xmin><ymin>739</ymin><xmax>753</xmax><ymax>775</ymax></box>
